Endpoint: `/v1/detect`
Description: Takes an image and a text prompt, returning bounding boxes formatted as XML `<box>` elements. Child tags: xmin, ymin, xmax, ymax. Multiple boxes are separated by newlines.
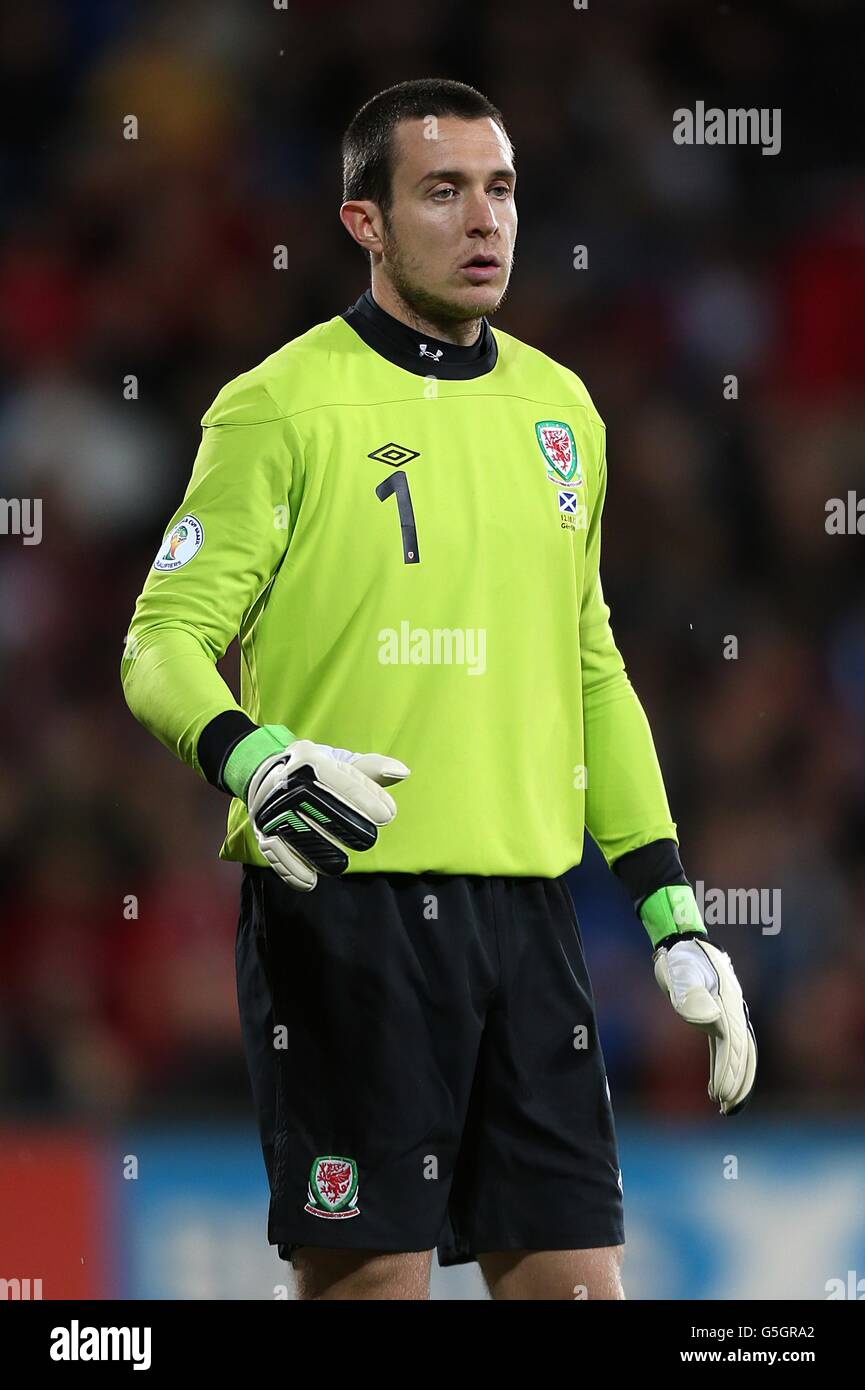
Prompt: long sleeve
<box><xmin>580</xmin><ymin>429</ymin><xmax>679</xmax><ymax>866</ymax></box>
<box><xmin>120</xmin><ymin>378</ymin><xmax>298</xmax><ymax>781</ymax></box>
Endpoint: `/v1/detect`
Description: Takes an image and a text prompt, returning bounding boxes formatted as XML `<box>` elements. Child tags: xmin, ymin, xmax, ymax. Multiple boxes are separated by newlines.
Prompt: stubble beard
<box><xmin>380</xmin><ymin>221</ymin><xmax>511</xmax><ymax>337</ymax></box>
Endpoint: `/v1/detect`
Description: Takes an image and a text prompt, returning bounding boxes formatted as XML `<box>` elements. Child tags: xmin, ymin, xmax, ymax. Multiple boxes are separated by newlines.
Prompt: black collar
<box><xmin>341</xmin><ymin>288</ymin><xmax>498</xmax><ymax>380</ymax></box>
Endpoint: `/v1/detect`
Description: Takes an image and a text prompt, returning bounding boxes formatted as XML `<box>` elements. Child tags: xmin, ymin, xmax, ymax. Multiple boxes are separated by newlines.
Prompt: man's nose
<box><xmin>464</xmin><ymin>192</ymin><xmax>499</xmax><ymax>236</ymax></box>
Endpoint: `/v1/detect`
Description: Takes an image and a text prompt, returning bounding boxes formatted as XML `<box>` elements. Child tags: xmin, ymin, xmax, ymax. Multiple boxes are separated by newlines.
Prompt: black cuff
<box><xmin>197</xmin><ymin>710</ymin><xmax>259</xmax><ymax>793</ymax></box>
<box><xmin>652</xmin><ymin>928</ymin><xmax>710</xmax><ymax>954</ymax></box>
<box><xmin>612</xmin><ymin>838</ymin><xmax>688</xmax><ymax>913</ymax></box>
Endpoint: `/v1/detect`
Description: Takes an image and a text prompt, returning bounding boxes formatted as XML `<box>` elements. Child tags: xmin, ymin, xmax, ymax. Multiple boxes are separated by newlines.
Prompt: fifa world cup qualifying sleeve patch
<box><xmin>152</xmin><ymin>514</ymin><xmax>205</xmax><ymax>571</ymax></box>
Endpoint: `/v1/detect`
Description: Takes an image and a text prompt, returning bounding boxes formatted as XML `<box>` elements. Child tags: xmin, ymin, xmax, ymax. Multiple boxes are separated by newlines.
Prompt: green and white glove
<box><xmin>223</xmin><ymin>725</ymin><xmax>410</xmax><ymax>891</ymax></box>
<box><xmin>641</xmin><ymin>885</ymin><xmax>758</xmax><ymax>1116</ymax></box>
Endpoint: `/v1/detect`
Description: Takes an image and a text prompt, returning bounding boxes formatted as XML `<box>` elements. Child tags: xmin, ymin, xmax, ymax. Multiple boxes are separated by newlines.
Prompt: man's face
<box><xmin>377</xmin><ymin>115</ymin><xmax>517</xmax><ymax>324</ymax></box>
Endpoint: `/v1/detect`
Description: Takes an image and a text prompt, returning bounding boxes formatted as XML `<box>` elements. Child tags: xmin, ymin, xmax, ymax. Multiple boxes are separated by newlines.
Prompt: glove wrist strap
<box><xmin>640</xmin><ymin>884</ymin><xmax>708</xmax><ymax>949</ymax></box>
<box><xmin>223</xmin><ymin>724</ymin><xmax>297</xmax><ymax>800</ymax></box>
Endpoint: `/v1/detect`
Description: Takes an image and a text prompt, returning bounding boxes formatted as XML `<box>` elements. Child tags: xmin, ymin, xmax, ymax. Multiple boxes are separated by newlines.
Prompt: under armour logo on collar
<box><xmin>418</xmin><ymin>343</ymin><xmax>444</xmax><ymax>361</ymax></box>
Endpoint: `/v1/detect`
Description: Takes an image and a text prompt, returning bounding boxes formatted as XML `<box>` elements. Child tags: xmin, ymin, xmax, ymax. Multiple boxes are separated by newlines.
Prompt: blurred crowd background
<box><xmin>1</xmin><ymin>0</ymin><xmax>863</xmax><ymax>1131</ymax></box>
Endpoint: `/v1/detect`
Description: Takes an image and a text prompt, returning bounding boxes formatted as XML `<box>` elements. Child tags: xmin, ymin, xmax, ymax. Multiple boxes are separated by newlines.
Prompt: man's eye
<box><xmin>491</xmin><ymin>185</ymin><xmax>510</xmax><ymax>197</ymax></box>
<box><xmin>432</xmin><ymin>187</ymin><xmax>456</xmax><ymax>200</ymax></box>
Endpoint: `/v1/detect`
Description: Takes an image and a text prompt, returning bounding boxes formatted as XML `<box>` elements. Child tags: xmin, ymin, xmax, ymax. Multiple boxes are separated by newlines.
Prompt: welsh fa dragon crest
<box><xmin>304</xmin><ymin>1155</ymin><xmax>360</xmax><ymax>1219</ymax></box>
<box><xmin>535</xmin><ymin>420</ymin><xmax>582</xmax><ymax>485</ymax></box>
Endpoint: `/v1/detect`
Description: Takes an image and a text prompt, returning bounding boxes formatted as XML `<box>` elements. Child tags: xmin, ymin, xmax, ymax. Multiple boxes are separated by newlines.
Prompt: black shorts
<box><xmin>235</xmin><ymin>865</ymin><xmax>624</xmax><ymax>1266</ymax></box>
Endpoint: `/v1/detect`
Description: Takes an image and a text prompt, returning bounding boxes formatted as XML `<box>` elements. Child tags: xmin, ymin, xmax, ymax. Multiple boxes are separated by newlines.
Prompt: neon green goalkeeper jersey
<box><xmin>121</xmin><ymin>288</ymin><xmax>677</xmax><ymax>876</ymax></box>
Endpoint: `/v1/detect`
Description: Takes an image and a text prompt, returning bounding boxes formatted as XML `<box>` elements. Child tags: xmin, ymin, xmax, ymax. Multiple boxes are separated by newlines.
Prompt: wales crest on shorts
<box><xmin>304</xmin><ymin>1155</ymin><xmax>360</xmax><ymax>1219</ymax></box>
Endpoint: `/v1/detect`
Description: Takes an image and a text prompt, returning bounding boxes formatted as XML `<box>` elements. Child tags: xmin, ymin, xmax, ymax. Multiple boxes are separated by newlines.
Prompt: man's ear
<box><xmin>339</xmin><ymin>200</ymin><xmax>384</xmax><ymax>257</ymax></box>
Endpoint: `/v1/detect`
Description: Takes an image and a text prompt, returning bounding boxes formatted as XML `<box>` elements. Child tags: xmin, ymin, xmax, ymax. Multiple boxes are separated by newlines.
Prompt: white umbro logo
<box><xmin>418</xmin><ymin>343</ymin><xmax>444</xmax><ymax>361</ymax></box>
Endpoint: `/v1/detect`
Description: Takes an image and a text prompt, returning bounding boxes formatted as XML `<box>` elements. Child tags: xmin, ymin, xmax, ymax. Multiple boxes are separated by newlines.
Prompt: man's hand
<box><xmin>247</xmin><ymin>738</ymin><xmax>410</xmax><ymax>890</ymax></box>
<box><xmin>222</xmin><ymin>726</ymin><xmax>410</xmax><ymax>890</ymax></box>
<box><xmin>653</xmin><ymin>937</ymin><xmax>757</xmax><ymax>1116</ymax></box>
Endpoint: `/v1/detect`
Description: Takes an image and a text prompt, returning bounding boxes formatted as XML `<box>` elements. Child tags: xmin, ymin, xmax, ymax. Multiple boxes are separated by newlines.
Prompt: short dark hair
<box><xmin>342</xmin><ymin>78</ymin><xmax>512</xmax><ymax>218</ymax></box>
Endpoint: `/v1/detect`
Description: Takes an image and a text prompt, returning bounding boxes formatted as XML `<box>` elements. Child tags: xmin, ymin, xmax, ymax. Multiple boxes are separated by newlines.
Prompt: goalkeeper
<box><xmin>121</xmin><ymin>77</ymin><xmax>755</xmax><ymax>1302</ymax></box>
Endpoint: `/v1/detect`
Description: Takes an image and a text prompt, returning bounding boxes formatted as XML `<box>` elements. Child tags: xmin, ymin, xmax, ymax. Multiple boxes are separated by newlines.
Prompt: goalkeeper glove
<box><xmin>641</xmin><ymin>885</ymin><xmax>757</xmax><ymax>1116</ymax></box>
<box><xmin>223</xmin><ymin>725</ymin><xmax>410</xmax><ymax>891</ymax></box>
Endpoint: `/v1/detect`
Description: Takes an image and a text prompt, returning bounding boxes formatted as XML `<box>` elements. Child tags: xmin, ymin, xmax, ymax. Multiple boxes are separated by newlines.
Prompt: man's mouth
<box><xmin>459</xmin><ymin>254</ymin><xmax>502</xmax><ymax>281</ymax></box>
